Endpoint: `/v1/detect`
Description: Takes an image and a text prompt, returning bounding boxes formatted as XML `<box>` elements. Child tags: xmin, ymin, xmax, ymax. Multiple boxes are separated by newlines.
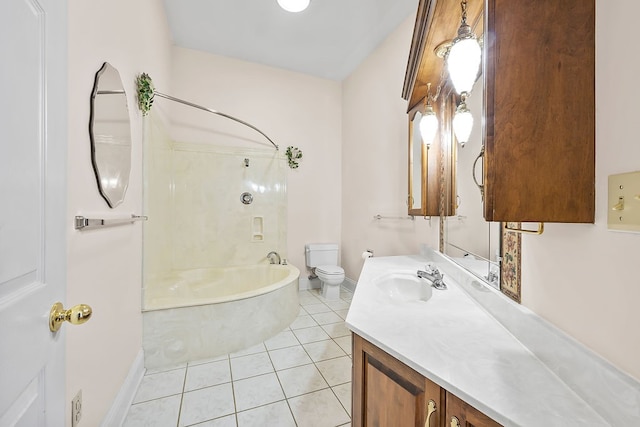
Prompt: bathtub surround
<box><xmin>144</xmin><ymin>113</ymin><xmax>287</xmax><ymax>278</ymax></box>
<box><xmin>143</xmin><ymin>112</ymin><xmax>296</xmax><ymax>367</ymax></box>
<box><xmin>143</xmin><ymin>269</ymin><xmax>299</xmax><ymax>369</ymax></box>
<box><xmin>169</xmin><ymin>46</ymin><xmax>343</xmax><ymax>276</ymax></box>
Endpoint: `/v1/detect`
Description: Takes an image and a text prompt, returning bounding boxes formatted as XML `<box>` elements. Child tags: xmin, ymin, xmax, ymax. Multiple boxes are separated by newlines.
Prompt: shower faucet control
<box><xmin>240</xmin><ymin>192</ymin><xmax>253</xmax><ymax>205</ymax></box>
<box><xmin>267</xmin><ymin>251</ymin><xmax>281</xmax><ymax>265</ymax></box>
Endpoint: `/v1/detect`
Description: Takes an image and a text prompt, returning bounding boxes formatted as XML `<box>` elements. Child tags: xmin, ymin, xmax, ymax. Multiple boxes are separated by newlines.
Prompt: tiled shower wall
<box><xmin>144</xmin><ymin>114</ymin><xmax>287</xmax><ymax>281</ymax></box>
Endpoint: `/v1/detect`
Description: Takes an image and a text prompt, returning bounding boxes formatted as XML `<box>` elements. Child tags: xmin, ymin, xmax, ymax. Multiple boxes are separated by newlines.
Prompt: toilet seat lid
<box><xmin>316</xmin><ymin>265</ymin><xmax>344</xmax><ymax>275</ymax></box>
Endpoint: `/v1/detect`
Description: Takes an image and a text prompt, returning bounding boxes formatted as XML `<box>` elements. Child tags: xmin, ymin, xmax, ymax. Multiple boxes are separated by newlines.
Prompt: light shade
<box><xmin>419</xmin><ymin>105</ymin><xmax>438</xmax><ymax>146</ymax></box>
<box><xmin>277</xmin><ymin>0</ymin><xmax>310</xmax><ymax>13</ymax></box>
<box><xmin>453</xmin><ymin>102</ymin><xmax>474</xmax><ymax>146</ymax></box>
<box><xmin>447</xmin><ymin>37</ymin><xmax>481</xmax><ymax>95</ymax></box>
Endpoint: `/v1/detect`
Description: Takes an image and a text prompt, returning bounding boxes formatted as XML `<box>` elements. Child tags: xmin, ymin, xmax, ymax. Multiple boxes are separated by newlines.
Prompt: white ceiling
<box><xmin>162</xmin><ymin>0</ymin><xmax>418</xmax><ymax>80</ymax></box>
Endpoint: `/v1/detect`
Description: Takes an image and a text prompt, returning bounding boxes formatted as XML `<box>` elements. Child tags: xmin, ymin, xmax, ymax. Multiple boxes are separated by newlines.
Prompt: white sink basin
<box><xmin>373</xmin><ymin>272</ymin><xmax>433</xmax><ymax>303</ymax></box>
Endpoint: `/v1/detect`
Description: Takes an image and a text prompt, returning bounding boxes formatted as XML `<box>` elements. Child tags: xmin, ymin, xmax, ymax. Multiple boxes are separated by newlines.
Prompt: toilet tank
<box><xmin>305</xmin><ymin>243</ymin><xmax>339</xmax><ymax>267</ymax></box>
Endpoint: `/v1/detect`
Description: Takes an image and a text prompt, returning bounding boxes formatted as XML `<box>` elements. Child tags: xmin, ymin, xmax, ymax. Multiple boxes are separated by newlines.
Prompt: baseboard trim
<box><xmin>342</xmin><ymin>277</ymin><xmax>357</xmax><ymax>293</ymax></box>
<box><xmin>101</xmin><ymin>349</ymin><xmax>145</xmax><ymax>427</ymax></box>
<box><xmin>301</xmin><ymin>276</ymin><xmax>356</xmax><ymax>292</ymax></box>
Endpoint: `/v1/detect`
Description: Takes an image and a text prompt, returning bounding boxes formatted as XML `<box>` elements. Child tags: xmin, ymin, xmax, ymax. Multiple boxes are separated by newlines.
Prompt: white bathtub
<box><xmin>142</xmin><ymin>264</ymin><xmax>300</xmax><ymax>369</ymax></box>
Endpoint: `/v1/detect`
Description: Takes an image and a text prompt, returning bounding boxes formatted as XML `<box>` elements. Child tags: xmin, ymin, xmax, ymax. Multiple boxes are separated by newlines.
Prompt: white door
<box><xmin>0</xmin><ymin>0</ymin><xmax>67</xmax><ymax>425</ymax></box>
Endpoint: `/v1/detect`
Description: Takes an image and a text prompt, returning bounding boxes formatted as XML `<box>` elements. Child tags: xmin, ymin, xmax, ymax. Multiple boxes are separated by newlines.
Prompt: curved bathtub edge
<box><xmin>142</xmin><ymin>273</ymin><xmax>300</xmax><ymax>370</ymax></box>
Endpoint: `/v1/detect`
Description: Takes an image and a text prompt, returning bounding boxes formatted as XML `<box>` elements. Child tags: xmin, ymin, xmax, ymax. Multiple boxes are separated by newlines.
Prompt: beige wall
<box><xmin>66</xmin><ymin>0</ymin><xmax>171</xmax><ymax>425</ymax></box>
<box><xmin>521</xmin><ymin>0</ymin><xmax>640</xmax><ymax>381</ymax></box>
<box><xmin>169</xmin><ymin>47</ymin><xmax>343</xmax><ymax>276</ymax></box>
<box><xmin>341</xmin><ymin>15</ymin><xmax>440</xmax><ymax>281</ymax></box>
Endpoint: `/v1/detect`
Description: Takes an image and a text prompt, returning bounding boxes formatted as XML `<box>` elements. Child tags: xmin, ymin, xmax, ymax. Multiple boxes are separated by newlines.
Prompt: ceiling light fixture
<box><xmin>277</xmin><ymin>0</ymin><xmax>310</xmax><ymax>13</ymax></box>
<box><xmin>446</xmin><ymin>0</ymin><xmax>481</xmax><ymax>95</ymax></box>
<box><xmin>419</xmin><ymin>84</ymin><xmax>438</xmax><ymax>147</ymax></box>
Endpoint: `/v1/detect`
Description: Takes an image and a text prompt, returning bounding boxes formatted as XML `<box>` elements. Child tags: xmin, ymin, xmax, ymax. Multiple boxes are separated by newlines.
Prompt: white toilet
<box><xmin>305</xmin><ymin>243</ymin><xmax>345</xmax><ymax>300</ymax></box>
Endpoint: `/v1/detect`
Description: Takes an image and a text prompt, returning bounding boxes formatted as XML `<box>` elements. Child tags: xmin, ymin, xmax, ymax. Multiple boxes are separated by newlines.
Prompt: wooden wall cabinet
<box><xmin>483</xmin><ymin>0</ymin><xmax>595</xmax><ymax>223</ymax></box>
<box><xmin>403</xmin><ymin>0</ymin><xmax>595</xmax><ymax>224</ymax></box>
<box><xmin>353</xmin><ymin>334</ymin><xmax>500</xmax><ymax>427</ymax></box>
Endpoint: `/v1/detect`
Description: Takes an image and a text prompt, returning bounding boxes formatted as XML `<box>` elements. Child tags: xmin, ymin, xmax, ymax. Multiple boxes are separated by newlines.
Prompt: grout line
<box><xmin>286</xmin><ymin>298</ymin><xmax>353</xmax><ymax>423</ymax></box>
<box><xmin>263</xmin><ymin>338</ymin><xmax>298</xmax><ymax>426</ymax></box>
<box><xmin>175</xmin><ymin>366</ymin><xmax>188</xmax><ymax>427</ymax></box>
<box><xmin>227</xmin><ymin>353</ymin><xmax>239</xmax><ymax>427</ymax></box>
<box><xmin>127</xmin><ymin>290</ymin><xmax>353</xmax><ymax>426</ymax></box>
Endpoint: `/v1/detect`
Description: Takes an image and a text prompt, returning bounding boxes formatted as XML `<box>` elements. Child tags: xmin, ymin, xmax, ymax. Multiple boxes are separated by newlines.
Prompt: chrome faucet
<box><xmin>417</xmin><ymin>265</ymin><xmax>447</xmax><ymax>290</ymax></box>
<box><xmin>486</xmin><ymin>267</ymin><xmax>500</xmax><ymax>284</ymax></box>
<box><xmin>267</xmin><ymin>251</ymin><xmax>281</xmax><ymax>265</ymax></box>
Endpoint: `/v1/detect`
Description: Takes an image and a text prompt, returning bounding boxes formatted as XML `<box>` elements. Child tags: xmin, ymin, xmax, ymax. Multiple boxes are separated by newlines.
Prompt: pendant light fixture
<box><xmin>419</xmin><ymin>83</ymin><xmax>438</xmax><ymax>147</ymax></box>
<box><xmin>446</xmin><ymin>0</ymin><xmax>481</xmax><ymax>96</ymax></box>
<box><xmin>277</xmin><ymin>0</ymin><xmax>310</xmax><ymax>13</ymax></box>
<box><xmin>453</xmin><ymin>94</ymin><xmax>473</xmax><ymax>147</ymax></box>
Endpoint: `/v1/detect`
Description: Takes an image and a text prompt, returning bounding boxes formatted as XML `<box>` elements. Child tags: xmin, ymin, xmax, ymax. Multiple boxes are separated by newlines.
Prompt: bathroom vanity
<box><xmin>346</xmin><ymin>253</ymin><xmax>640</xmax><ymax>426</ymax></box>
<box><xmin>353</xmin><ymin>334</ymin><xmax>498</xmax><ymax>427</ymax></box>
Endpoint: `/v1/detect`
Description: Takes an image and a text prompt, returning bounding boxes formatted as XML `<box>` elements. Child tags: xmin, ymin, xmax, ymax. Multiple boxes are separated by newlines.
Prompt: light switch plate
<box><xmin>608</xmin><ymin>171</ymin><xmax>640</xmax><ymax>232</ymax></box>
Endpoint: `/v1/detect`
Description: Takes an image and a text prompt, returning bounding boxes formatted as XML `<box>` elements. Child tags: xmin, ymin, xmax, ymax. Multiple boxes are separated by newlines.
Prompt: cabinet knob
<box><xmin>450</xmin><ymin>416</ymin><xmax>461</xmax><ymax>427</ymax></box>
<box><xmin>425</xmin><ymin>399</ymin><xmax>437</xmax><ymax>427</ymax></box>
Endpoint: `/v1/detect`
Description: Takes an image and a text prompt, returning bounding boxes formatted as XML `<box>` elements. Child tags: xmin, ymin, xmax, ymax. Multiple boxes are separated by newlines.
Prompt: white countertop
<box><xmin>345</xmin><ymin>253</ymin><xmax>639</xmax><ymax>426</ymax></box>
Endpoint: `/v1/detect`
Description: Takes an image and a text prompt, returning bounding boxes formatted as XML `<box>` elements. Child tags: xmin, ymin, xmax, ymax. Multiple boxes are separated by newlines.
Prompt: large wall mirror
<box><xmin>443</xmin><ymin>79</ymin><xmax>501</xmax><ymax>289</ymax></box>
<box><xmin>408</xmin><ymin>101</ymin><xmax>455</xmax><ymax>218</ymax></box>
<box><xmin>402</xmin><ymin>0</ymin><xmax>522</xmax><ymax>302</ymax></box>
<box><xmin>89</xmin><ymin>62</ymin><xmax>132</xmax><ymax>208</ymax></box>
<box><xmin>408</xmin><ymin>110</ymin><xmax>427</xmax><ymax>215</ymax></box>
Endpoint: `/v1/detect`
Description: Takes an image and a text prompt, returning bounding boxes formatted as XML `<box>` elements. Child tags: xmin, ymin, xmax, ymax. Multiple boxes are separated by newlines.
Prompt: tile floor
<box><xmin>123</xmin><ymin>288</ymin><xmax>354</xmax><ymax>427</ymax></box>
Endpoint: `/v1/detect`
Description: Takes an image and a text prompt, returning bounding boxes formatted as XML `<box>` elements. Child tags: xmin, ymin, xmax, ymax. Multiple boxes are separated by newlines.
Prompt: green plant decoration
<box><xmin>286</xmin><ymin>146</ymin><xmax>303</xmax><ymax>169</ymax></box>
<box><xmin>136</xmin><ymin>73</ymin><xmax>155</xmax><ymax>116</ymax></box>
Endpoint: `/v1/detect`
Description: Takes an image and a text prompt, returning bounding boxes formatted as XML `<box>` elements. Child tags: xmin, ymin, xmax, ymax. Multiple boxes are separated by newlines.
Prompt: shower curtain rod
<box><xmin>154</xmin><ymin>92</ymin><xmax>279</xmax><ymax>151</ymax></box>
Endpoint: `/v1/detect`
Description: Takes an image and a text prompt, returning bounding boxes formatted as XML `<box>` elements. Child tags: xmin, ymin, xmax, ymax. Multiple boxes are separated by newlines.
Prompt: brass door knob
<box><xmin>49</xmin><ymin>302</ymin><xmax>92</xmax><ymax>332</ymax></box>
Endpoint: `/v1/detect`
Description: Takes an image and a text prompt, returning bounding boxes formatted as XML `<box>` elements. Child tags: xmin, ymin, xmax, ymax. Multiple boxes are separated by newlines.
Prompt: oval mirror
<box><xmin>89</xmin><ymin>62</ymin><xmax>132</xmax><ymax>208</ymax></box>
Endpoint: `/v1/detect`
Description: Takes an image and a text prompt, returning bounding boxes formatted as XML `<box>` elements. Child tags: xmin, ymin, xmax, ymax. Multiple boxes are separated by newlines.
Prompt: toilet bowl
<box><xmin>315</xmin><ymin>265</ymin><xmax>345</xmax><ymax>300</ymax></box>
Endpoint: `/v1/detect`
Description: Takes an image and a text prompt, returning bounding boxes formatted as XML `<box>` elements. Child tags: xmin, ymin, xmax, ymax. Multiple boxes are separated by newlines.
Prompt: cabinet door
<box><xmin>446</xmin><ymin>392</ymin><xmax>501</xmax><ymax>427</ymax></box>
<box><xmin>484</xmin><ymin>0</ymin><xmax>595</xmax><ymax>223</ymax></box>
<box><xmin>352</xmin><ymin>334</ymin><xmax>443</xmax><ymax>427</ymax></box>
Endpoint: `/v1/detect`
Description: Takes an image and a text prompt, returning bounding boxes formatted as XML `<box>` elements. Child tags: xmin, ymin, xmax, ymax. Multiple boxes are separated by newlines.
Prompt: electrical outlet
<box><xmin>71</xmin><ymin>390</ymin><xmax>82</xmax><ymax>427</ymax></box>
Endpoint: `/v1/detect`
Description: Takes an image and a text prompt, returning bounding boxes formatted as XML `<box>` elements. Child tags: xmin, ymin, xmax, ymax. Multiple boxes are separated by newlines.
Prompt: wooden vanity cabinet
<box><xmin>353</xmin><ymin>334</ymin><xmax>501</xmax><ymax>427</ymax></box>
<box><xmin>403</xmin><ymin>0</ymin><xmax>595</xmax><ymax>224</ymax></box>
<box><xmin>353</xmin><ymin>334</ymin><xmax>444</xmax><ymax>426</ymax></box>
<box><xmin>446</xmin><ymin>392</ymin><xmax>501</xmax><ymax>427</ymax></box>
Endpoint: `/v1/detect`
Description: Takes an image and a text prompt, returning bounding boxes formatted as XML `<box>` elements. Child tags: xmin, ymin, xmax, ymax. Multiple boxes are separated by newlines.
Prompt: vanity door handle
<box><xmin>450</xmin><ymin>415</ymin><xmax>461</xmax><ymax>427</ymax></box>
<box><xmin>425</xmin><ymin>399</ymin><xmax>436</xmax><ymax>427</ymax></box>
<box><xmin>472</xmin><ymin>145</ymin><xmax>485</xmax><ymax>201</ymax></box>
